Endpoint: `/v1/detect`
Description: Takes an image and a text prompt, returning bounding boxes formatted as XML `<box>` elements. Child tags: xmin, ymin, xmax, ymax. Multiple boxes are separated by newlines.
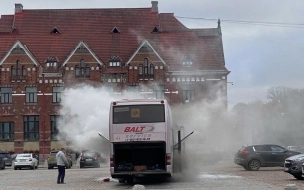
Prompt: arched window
<box><xmin>22</xmin><ymin>66</ymin><xmax>26</xmax><ymax>76</ymax></box>
<box><xmin>85</xmin><ymin>65</ymin><xmax>90</xmax><ymax>77</ymax></box>
<box><xmin>80</xmin><ymin>59</ymin><xmax>85</xmax><ymax>76</ymax></box>
<box><xmin>150</xmin><ymin>64</ymin><xmax>154</xmax><ymax>75</ymax></box>
<box><xmin>16</xmin><ymin>60</ymin><xmax>21</xmax><ymax>76</ymax></box>
<box><xmin>80</xmin><ymin>59</ymin><xmax>85</xmax><ymax>67</ymax></box>
<box><xmin>144</xmin><ymin>58</ymin><xmax>148</xmax><ymax>75</ymax></box>
<box><xmin>11</xmin><ymin>66</ymin><xmax>16</xmax><ymax>76</ymax></box>
<box><xmin>75</xmin><ymin>65</ymin><xmax>80</xmax><ymax>78</ymax></box>
<box><xmin>139</xmin><ymin>64</ymin><xmax>143</xmax><ymax>75</ymax></box>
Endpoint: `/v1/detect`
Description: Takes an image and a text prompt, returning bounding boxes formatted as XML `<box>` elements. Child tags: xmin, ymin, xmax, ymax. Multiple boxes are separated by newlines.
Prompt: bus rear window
<box><xmin>113</xmin><ymin>104</ymin><xmax>165</xmax><ymax>124</ymax></box>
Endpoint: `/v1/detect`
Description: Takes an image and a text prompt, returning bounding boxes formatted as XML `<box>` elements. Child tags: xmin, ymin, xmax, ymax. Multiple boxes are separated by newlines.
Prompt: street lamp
<box><xmin>42</xmin><ymin>73</ymin><xmax>46</xmax><ymax>162</ymax></box>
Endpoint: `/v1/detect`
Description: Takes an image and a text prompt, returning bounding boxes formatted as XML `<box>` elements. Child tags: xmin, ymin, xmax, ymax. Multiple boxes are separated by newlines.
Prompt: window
<box><xmin>25</xmin><ymin>87</ymin><xmax>37</xmax><ymax>103</ymax></box>
<box><xmin>139</xmin><ymin>59</ymin><xmax>155</xmax><ymax>80</ymax></box>
<box><xmin>75</xmin><ymin>59</ymin><xmax>90</xmax><ymax>78</ymax></box>
<box><xmin>1</xmin><ymin>87</ymin><xmax>12</xmax><ymax>104</ymax></box>
<box><xmin>86</xmin><ymin>66</ymin><xmax>90</xmax><ymax>77</ymax></box>
<box><xmin>182</xmin><ymin>57</ymin><xmax>193</xmax><ymax>66</ymax></box>
<box><xmin>183</xmin><ymin>90</ymin><xmax>194</xmax><ymax>102</ymax></box>
<box><xmin>144</xmin><ymin>58</ymin><xmax>148</xmax><ymax>75</ymax></box>
<box><xmin>75</xmin><ymin>65</ymin><xmax>80</xmax><ymax>77</ymax></box>
<box><xmin>51</xmin><ymin>116</ymin><xmax>60</xmax><ymax>140</ymax></box>
<box><xmin>52</xmin><ymin>87</ymin><xmax>64</xmax><ymax>103</ymax></box>
<box><xmin>0</xmin><ymin>122</ymin><xmax>14</xmax><ymax>141</ymax></box>
<box><xmin>139</xmin><ymin>64</ymin><xmax>143</xmax><ymax>75</ymax></box>
<box><xmin>22</xmin><ymin>65</ymin><xmax>26</xmax><ymax>76</ymax></box>
<box><xmin>108</xmin><ymin>61</ymin><xmax>121</xmax><ymax>67</ymax></box>
<box><xmin>150</xmin><ymin>64</ymin><xmax>154</xmax><ymax>75</ymax></box>
<box><xmin>113</xmin><ymin>105</ymin><xmax>165</xmax><ymax>124</ymax></box>
<box><xmin>11</xmin><ymin>66</ymin><xmax>16</xmax><ymax>76</ymax></box>
<box><xmin>24</xmin><ymin>116</ymin><xmax>39</xmax><ymax>141</ymax></box>
<box><xmin>16</xmin><ymin>60</ymin><xmax>21</xmax><ymax>76</ymax></box>
<box><xmin>270</xmin><ymin>145</ymin><xmax>285</xmax><ymax>152</ymax></box>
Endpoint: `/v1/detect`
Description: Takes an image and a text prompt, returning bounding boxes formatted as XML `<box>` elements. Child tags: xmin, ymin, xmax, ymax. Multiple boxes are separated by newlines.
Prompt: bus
<box><xmin>109</xmin><ymin>99</ymin><xmax>176</xmax><ymax>183</ymax></box>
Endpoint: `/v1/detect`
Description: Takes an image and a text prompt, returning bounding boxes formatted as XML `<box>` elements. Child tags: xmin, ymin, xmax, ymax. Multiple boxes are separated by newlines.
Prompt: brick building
<box><xmin>0</xmin><ymin>2</ymin><xmax>229</xmax><ymax>156</ymax></box>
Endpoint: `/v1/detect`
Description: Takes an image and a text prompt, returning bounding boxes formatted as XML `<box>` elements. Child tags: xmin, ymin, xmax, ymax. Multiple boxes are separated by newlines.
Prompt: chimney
<box><xmin>15</xmin><ymin>4</ymin><xmax>23</xmax><ymax>14</ymax></box>
<box><xmin>151</xmin><ymin>1</ymin><xmax>158</xmax><ymax>13</ymax></box>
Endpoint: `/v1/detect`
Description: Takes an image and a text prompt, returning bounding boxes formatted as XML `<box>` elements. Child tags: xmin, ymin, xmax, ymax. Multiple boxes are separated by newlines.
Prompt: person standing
<box><xmin>56</xmin><ymin>148</ymin><xmax>69</xmax><ymax>184</ymax></box>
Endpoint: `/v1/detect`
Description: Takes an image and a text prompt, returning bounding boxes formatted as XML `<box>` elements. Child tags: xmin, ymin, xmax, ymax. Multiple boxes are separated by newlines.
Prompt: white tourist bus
<box><xmin>109</xmin><ymin>99</ymin><xmax>176</xmax><ymax>183</ymax></box>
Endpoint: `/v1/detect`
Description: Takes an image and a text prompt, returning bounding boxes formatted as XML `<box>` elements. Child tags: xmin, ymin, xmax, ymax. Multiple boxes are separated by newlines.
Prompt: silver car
<box><xmin>14</xmin><ymin>153</ymin><xmax>38</xmax><ymax>170</ymax></box>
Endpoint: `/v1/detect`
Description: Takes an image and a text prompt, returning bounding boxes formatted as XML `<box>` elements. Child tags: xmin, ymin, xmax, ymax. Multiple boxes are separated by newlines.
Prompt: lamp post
<box><xmin>42</xmin><ymin>73</ymin><xmax>46</xmax><ymax>162</ymax></box>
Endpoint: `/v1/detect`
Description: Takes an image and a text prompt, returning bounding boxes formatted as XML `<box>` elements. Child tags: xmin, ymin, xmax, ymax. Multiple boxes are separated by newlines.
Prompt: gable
<box><xmin>62</xmin><ymin>41</ymin><xmax>103</xmax><ymax>66</ymax></box>
<box><xmin>0</xmin><ymin>41</ymin><xmax>40</xmax><ymax>66</ymax></box>
<box><xmin>126</xmin><ymin>40</ymin><xmax>167</xmax><ymax>66</ymax></box>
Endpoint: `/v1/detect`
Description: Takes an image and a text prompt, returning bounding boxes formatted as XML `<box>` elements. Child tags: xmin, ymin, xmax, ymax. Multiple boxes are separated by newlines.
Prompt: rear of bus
<box><xmin>109</xmin><ymin>99</ymin><xmax>172</xmax><ymax>181</ymax></box>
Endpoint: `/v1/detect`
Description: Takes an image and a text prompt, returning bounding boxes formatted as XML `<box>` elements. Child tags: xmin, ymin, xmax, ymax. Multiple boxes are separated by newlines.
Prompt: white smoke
<box><xmin>56</xmin><ymin>85</ymin><xmax>146</xmax><ymax>153</ymax></box>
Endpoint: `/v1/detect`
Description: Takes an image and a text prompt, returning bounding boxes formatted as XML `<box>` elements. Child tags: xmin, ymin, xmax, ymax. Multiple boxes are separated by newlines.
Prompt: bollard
<box><xmin>285</xmin><ymin>184</ymin><xmax>297</xmax><ymax>190</ymax></box>
<box><xmin>132</xmin><ymin>184</ymin><xmax>145</xmax><ymax>190</ymax></box>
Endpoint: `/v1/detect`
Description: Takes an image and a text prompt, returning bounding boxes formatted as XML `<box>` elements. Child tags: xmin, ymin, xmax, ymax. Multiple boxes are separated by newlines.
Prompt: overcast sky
<box><xmin>1</xmin><ymin>0</ymin><xmax>303</xmax><ymax>109</ymax></box>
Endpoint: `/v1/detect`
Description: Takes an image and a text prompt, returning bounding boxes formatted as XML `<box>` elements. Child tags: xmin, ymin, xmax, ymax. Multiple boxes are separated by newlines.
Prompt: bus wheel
<box><xmin>126</xmin><ymin>178</ymin><xmax>133</xmax><ymax>184</ymax></box>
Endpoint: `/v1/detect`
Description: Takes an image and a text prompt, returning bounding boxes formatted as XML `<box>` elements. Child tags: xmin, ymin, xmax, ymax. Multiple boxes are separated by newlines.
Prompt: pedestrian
<box><xmin>56</xmin><ymin>148</ymin><xmax>69</xmax><ymax>184</ymax></box>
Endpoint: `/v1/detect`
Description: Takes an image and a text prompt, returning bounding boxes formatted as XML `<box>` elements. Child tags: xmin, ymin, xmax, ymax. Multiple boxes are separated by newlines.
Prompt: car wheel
<box><xmin>14</xmin><ymin>167</ymin><xmax>17</xmax><ymax>170</ymax></box>
<box><xmin>35</xmin><ymin>166</ymin><xmax>38</xmax><ymax>169</ymax></box>
<box><xmin>243</xmin><ymin>166</ymin><xmax>250</xmax><ymax>171</ymax></box>
<box><xmin>80</xmin><ymin>164</ymin><xmax>83</xmax><ymax>168</ymax></box>
<box><xmin>248</xmin><ymin>159</ymin><xmax>260</xmax><ymax>171</ymax></box>
<box><xmin>293</xmin><ymin>175</ymin><xmax>303</xmax><ymax>180</ymax></box>
<box><xmin>118</xmin><ymin>179</ymin><xmax>125</xmax><ymax>183</ymax></box>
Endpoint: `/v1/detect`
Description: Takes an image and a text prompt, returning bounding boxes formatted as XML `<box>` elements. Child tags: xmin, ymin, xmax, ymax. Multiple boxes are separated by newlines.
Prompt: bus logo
<box><xmin>131</xmin><ymin>109</ymin><xmax>140</xmax><ymax>118</ymax></box>
<box><xmin>124</xmin><ymin>126</ymin><xmax>155</xmax><ymax>132</ymax></box>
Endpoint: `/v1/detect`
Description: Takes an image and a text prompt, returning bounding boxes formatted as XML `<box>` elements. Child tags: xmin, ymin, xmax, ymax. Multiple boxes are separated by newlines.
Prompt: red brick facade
<box><xmin>0</xmin><ymin>2</ymin><xmax>229</xmax><ymax>155</ymax></box>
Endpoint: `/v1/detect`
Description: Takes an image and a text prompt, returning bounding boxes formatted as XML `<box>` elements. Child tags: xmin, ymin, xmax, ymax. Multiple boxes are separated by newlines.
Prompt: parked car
<box><xmin>284</xmin><ymin>154</ymin><xmax>304</xmax><ymax>180</ymax></box>
<box><xmin>0</xmin><ymin>157</ymin><xmax>5</xmax><ymax>170</ymax></box>
<box><xmin>14</xmin><ymin>153</ymin><xmax>38</xmax><ymax>170</ymax></box>
<box><xmin>48</xmin><ymin>150</ymin><xmax>72</xmax><ymax>169</ymax></box>
<box><xmin>234</xmin><ymin>144</ymin><xmax>301</xmax><ymax>171</ymax></box>
<box><xmin>79</xmin><ymin>150</ymin><xmax>102</xmax><ymax>168</ymax></box>
<box><xmin>0</xmin><ymin>152</ymin><xmax>13</xmax><ymax>166</ymax></box>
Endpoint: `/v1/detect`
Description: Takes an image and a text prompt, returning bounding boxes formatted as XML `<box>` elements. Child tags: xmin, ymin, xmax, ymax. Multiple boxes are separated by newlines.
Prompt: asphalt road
<box><xmin>0</xmin><ymin>160</ymin><xmax>302</xmax><ymax>190</ymax></box>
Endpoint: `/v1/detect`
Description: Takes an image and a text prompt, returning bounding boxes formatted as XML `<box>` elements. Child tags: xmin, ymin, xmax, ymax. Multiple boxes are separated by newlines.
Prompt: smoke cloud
<box><xmin>55</xmin><ymin>83</ymin><xmax>239</xmax><ymax>176</ymax></box>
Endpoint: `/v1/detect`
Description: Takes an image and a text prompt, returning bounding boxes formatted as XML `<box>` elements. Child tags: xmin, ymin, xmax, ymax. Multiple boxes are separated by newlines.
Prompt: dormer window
<box><xmin>45</xmin><ymin>57</ymin><xmax>59</xmax><ymax>70</ymax></box>
<box><xmin>108</xmin><ymin>56</ymin><xmax>122</xmax><ymax>67</ymax></box>
<box><xmin>111</xmin><ymin>27</ymin><xmax>120</xmax><ymax>34</ymax></box>
<box><xmin>51</xmin><ymin>27</ymin><xmax>61</xmax><ymax>34</ymax></box>
<box><xmin>182</xmin><ymin>56</ymin><xmax>193</xmax><ymax>66</ymax></box>
<box><xmin>151</xmin><ymin>26</ymin><xmax>159</xmax><ymax>33</ymax></box>
<box><xmin>46</xmin><ymin>62</ymin><xmax>57</xmax><ymax>67</ymax></box>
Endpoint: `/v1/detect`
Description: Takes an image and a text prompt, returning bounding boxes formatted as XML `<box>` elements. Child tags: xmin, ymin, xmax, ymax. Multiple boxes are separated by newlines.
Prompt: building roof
<box><xmin>0</xmin><ymin>3</ymin><xmax>228</xmax><ymax>72</ymax></box>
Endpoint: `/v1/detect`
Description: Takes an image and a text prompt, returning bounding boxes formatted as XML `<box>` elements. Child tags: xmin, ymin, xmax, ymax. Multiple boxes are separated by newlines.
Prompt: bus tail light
<box><xmin>110</xmin><ymin>156</ymin><xmax>114</xmax><ymax>167</ymax></box>
<box><xmin>166</xmin><ymin>154</ymin><xmax>171</xmax><ymax>165</ymax></box>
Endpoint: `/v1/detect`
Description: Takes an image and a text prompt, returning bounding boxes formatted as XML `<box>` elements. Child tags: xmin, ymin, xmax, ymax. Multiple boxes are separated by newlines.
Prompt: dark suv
<box><xmin>0</xmin><ymin>152</ymin><xmax>13</xmax><ymax>166</ymax></box>
<box><xmin>79</xmin><ymin>151</ymin><xmax>102</xmax><ymax>168</ymax></box>
<box><xmin>234</xmin><ymin>144</ymin><xmax>301</xmax><ymax>171</ymax></box>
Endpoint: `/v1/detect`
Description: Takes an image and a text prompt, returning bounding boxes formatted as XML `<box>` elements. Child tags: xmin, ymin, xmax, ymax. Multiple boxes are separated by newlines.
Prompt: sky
<box><xmin>1</xmin><ymin>0</ymin><xmax>304</xmax><ymax>109</ymax></box>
